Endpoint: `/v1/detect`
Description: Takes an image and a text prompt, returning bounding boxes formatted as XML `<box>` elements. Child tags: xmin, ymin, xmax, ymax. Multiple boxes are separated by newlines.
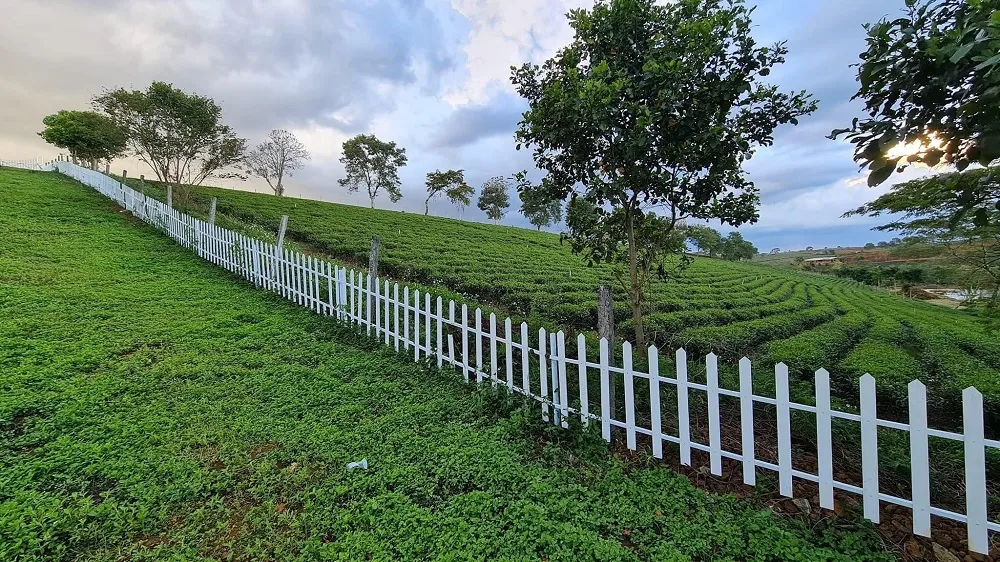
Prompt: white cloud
<box><xmin>444</xmin><ymin>0</ymin><xmax>589</xmax><ymax>105</ymax></box>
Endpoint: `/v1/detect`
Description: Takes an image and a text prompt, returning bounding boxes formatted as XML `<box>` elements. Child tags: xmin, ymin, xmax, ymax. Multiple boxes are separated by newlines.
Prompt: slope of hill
<box><xmin>0</xmin><ymin>167</ymin><xmax>892</xmax><ymax>561</ymax></box>
<box><xmin>126</xmin><ymin>178</ymin><xmax>1000</xmax><ymax>424</ymax></box>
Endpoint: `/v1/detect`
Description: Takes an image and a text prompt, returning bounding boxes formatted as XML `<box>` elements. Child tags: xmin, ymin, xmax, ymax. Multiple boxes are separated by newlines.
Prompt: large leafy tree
<box><xmin>244</xmin><ymin>129</ymin><xmax>310</xmax><ymax>196</ymax></box>
<box><xmin>511</xmin><ymin>0</ymin><xmax>815</xmax><ymax>346</ymax></box>
<box><xmin>477</xmin><ymin>176</ymin><xmax>511</xmax><ymax>224</ymax></box>
<box><xmin>515</xmin><ymin>171</ymin><xmax>564</xmax><ymax>230</ymax></box>
<box><xmin>94</xmin><ymin>82</ymin><xmax>246</xmax><ymax>200</ymax></box>
<box><xmin>720</xmin><ymin>231</ymin><xmax>758</xmax><ymax>261</ymax></box>
<box><xmin>38</xmin><ymin>110</ymin><xmax>126</xmax><ymax>169</ymax></box>
<box><xmin>845</xmin><ymin>167</ymin><xmax>1000</xmax><ymax>326</ymax></box>
<box><xmin>338</xmin><ymin>134</ymin><xmax>407</xmax><ymax>208</ymax></box>
<box><xmin>686</xmin><ymin>225</ymin><xmax>724</xmax><ymax>257</ymax></box>
<box><xmin>831</xmin><ymin>0</ymin><xmax>1000</xmax><ymax>225</ymax></box>
<box><xmin>424</xmin><ymin>169</ymin><xmax>473</xmax><ymax>215</ymax></box>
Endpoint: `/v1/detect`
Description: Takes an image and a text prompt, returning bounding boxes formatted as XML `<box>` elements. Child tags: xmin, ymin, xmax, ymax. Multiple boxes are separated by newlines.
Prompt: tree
<box><xmin>244</xmin><ymin>129</ymin><xmax>310</xmax><ymax>196</ymax></box>
<box><xmin>338</xmin><ymin>135</ymin><xmax>407</xmax><ymax>208</ymax></box>
<box><xmin>845</xmin><ymin>168</ymin><xmax>999</xmax><ymax>327</ymax></box>
<box><xmin>477</xmin><ymin>176</ymin><xmax>511</xmax><ymax>224</ymax></box>
<box><xmin>38</xmin><ymin>110</ymin><xmax>126</xmax><ymax>169</ymax></box>
<box><xmin>864</xmin><ymin>242</ymin><xmax>876</xmax><ymax>249</ymax></box>
<box><xmin>424</xmin><ymin>169</ymin><xmax>473</xmax><ymax>215</ymax></box>
<box><xmin>770</xmin><ymin>247</ymin><xmax>781</xmax><ymax>255</ymax></box>
<box><xmin>805</xmin><ymin>246</ymin><xmax>814</xmax><ymax>251</ymax></box>
<box><xmin>93</xmin><ymin>82</ymin><xmax>246</xmax><ymax>200</ymax></box>
<box><xmin>515</xmin><ymin>171</ymin><xmax>563</xmax><ymax>230</ymax></box>
<box><xmin>831</xmin><ymin>0</ymin><xmax>1000</xmax><ymax>225</ymax></box>
<box><xmin>720</xmin><ymin>231</ymin><xmax>758</xmax><ymax>261</ymax></box>
<box><xmin>686</xmin><ymin>225</ymin><xmax>724</xmax><ymax>257</ymax></box>
<box><xmin>511</xmin><ymin>0</ymin><xmax>815</xmax><ymax>346</ymax></box>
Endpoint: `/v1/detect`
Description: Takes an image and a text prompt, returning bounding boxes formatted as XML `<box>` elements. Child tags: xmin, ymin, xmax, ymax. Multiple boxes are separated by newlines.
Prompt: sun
<box><xmin>884</xmin><ymin>134</ymin><xmax>945</xmax><ymax>163</ymax></box>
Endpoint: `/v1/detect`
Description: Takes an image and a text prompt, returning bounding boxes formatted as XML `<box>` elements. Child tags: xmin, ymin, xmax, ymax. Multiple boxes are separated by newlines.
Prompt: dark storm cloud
<box><xmin>430</xmin><ymin>92</ymin><xmax>526</xmax><ymax>149</ymax></box>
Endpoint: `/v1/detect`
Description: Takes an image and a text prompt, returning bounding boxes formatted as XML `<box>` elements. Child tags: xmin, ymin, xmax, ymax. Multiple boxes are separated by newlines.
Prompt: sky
<box><xmin>0</xmin><ymin>0</ymin><xmax>934</xmax><ymax>251</ymax></box>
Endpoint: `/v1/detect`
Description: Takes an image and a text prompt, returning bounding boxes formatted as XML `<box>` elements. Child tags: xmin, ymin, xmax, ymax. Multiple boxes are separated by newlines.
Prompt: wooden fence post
<box><xmin>597</xmin><ymin>285</ymin><xmax>616</xmax><ymax>427</ymax></box>
<box><xmin>369</xmin><ymin>235</ymin><xmax>380</xmax><ymax>280</ymax></box>
<box><xmin>208</xmin><ymin>197</ymin><xmax>218</xmax><ymax>225</ymax></box>
<box><xmin>276</xmin><ymin>215</ymin><xmax>289</xmax><ymax>250</ymax></box>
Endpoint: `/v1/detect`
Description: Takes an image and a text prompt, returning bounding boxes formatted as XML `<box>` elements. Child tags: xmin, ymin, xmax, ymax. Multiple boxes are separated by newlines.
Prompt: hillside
<box><xmin>0</xmin><ymin>167</ymin><xmax>894</xmax><ymax>561</ymax></box>
<box><xmin>124</xmin><ymin>177</ymin><xmax>1000</xmax><ymax>423</ymax></box>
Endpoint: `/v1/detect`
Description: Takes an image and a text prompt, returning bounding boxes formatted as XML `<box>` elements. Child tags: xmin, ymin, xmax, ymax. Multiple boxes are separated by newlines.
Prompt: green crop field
<box><xmin>0</xmin><ymin>168</ymin><xmax>896</xmax><ymax>560</ymax></box>
<box><xmin>123</xmin><ymin>177</ymin><xmax>1000</xmax><ymax>428</ymax></box>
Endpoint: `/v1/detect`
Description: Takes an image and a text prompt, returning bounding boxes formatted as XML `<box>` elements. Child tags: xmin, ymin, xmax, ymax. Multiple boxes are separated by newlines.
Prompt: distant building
<box><xmin>803</xmin><ymin>256</ymin><xmax>838</xmax><ymax>265</ymax></box>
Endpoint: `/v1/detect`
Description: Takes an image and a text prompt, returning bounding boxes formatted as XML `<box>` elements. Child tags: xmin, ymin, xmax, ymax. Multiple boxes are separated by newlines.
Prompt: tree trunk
<box><xmin>370</xmin><ymin>196</ymin><xmax>375</xmax><ymax>209</ymax></box>
<box><xmin>626</xmin><ymin>209</ymin><xmax>645</xmax><ymax>349</ymax></box>
<box><xmin>425</xmin><ymin>196</ymin><xmax>430</xmax><ymax>215</ymax></box>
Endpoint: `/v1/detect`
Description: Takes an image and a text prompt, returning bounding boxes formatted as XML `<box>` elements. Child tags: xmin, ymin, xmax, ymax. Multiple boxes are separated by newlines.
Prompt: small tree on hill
<box><xmin>94</xmin><ymin>81</ymin><xmax>246</xmax><ymax>201</ymax></box>
<box><xmin>477</xmin><ymin>176</ymin><xmax>511</xmax><ymax>224</ymax></box>
<box><xmin>244</xmin><ymin>129</ymin><xmax>310</xmax><ymax>196</ymax></box>
<box><xmin>338</xmin><ymin>134</ymin><xmax>407</xmax><ymax>208</ymax></box>
<box><xmin>424</xmin><ymin>169</ymin><xmax>473</xmax><ymax>215</ymax></box>
<box><xmin>39</xmin><ymin>110</ymin><xmax>126</xmax><ymax>169</ymax></box>
<box><xmin>515</xmin><ymin>171</ymin><xmax>563</xmax><ymax>230</ymax></box>
<box><xmin>720</xmin><ymin>231</ymin><xmax>758</xmax><ymax>261</ymax></box>
<box><xmin>511</xmin><ymin>0</ymin><xmax>815</xmax><ymax>346</ymax></box>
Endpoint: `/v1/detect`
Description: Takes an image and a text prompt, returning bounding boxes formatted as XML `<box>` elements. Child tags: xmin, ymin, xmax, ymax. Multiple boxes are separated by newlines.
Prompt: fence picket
<box><xmin>776</xmin><ymin>362</ymin><xmax>792</xmax><ymax>496</ymax></box>
<box><xmin>436</xmin><ymin>297</ymin><xmax>443</xmax><ymax>367</ymax></box>
<box><xmin>816</xmin><ymin>369</ymin><xmax>834</xmax><ymax>511</ymax></box>
<box><xmin>578</xmin><ymin>334</ymin><xmax>589</xmax><ymax>425</ymax></box>
<box><xmin>475</xmin><ymin>308</ymin><xmax>483</xmax><ymax>383</ymax></box>
<box><xmin>539</xmin><ymin>328</ymin><xmax>549</xmax><ymax>422</ymax></box>
<box><xmin>908</xmin><ymin>380</ymin><xmax>930</xmax><ymax>537</ymax></box>
<box><xmin>963</xmin><ymin>387</ymin><xmax>988</xmax><ymax>554</ymax></box>
<box><xmin>413</xmin><ymin>290</ymin><xmax>421</xmax><ymax>361</ymax></box>
<box><xmin>557</xmin><ymin>331</ymin><xmax>569</xmax><ymax>427</ymax></box>
<box><xmin>461</xmin><ymin>304</ymin><xmax>469</xmax><ymax>382</ymax></box>
<box><xmin>623</xmin><ymin>342</ymin><xmax>636</xmax><ymax>450</ymax></box>
<box><xmin>385</xmin><ymin>280</ymin><xmax>391</xmax><ymax>343</ymax></box>
<box><xmin>860</xmin><ymin>374</ymin><xmax>880</xmax><ymax>523</ymax></box>
<box><xmin>504</xmin><ymin>318</ymin><xmax>514</xmax><ymax>390</ymax></box>
<box><xmin>677</xmin><ymin>348</ymin><xmax>691</xmax><ymax>466</ymax></box>
<box><xmin>490</xmin><ymin>313</ymin><xmax>498</xmax><ymax>387</ymax></box>
<box><xmin>648</xmin><ymin>345</ymin><xmax>662</xmax><ymax>459</ymax></box>
<box><xmin>404</xmin><ymin>286</ymin><xmax>410</xmax><ymax>350</ymax></box>
<box><xmin>394</xmin><ymin>284</ymin><xmax>400</xmax><ymax>350</ymax></box>
<box><xmin>706</xmin><ymin>353</ymin><xmax>722</xmax><ymax>476</ymax></box>
<box><xmin>739</xmin><ymin>357</ymin><xmax>755</xmax><ymax>486</ymax></box>
<box><xmin>424</xmin><ymin>292</ymin><xmax>432</xmax><ymax>361</ymax></box>
<box><xmin>520</xmin><ymin>322</ymin><xmax>530</xmax><ymax>396</ymax></box>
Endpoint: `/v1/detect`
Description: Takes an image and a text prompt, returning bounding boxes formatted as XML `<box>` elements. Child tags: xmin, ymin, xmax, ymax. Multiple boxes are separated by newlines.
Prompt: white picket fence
<box><xmin>4</xmin><ymin>159</ymin><xmax>997</xmax><ymax>554</ymax></box>
<box><xmin>0</xmin><ymin>157</ymin><xmax>49</xmax><ymax>170</ymax></box>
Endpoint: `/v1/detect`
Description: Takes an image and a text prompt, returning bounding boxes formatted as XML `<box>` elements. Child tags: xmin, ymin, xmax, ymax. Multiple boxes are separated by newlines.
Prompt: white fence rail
<box><xmin>0</xmin><ymin>157</ymin><xmax>49</xmax><ymax>171</ymax></box>
<box><xmin>4</xmin><ymin>159</ymin><xmax>996</xmax><ymax>554</ymax></box>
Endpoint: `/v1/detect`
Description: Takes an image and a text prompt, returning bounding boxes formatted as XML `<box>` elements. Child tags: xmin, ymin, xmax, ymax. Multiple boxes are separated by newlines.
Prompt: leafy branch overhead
<box><xmin>832</xmin><ymin>0</ymin><xmax>1000</xmax><ymax>224</ymax></box>
<box><xmin>338</xmin><ymin>134</ymin><xmax>407</xmax><ymax>208</ymax></box>
<box><xmin>511</xmin><ymin>0</ymin><xmax>815</xmax><ymax>347</ymax></box>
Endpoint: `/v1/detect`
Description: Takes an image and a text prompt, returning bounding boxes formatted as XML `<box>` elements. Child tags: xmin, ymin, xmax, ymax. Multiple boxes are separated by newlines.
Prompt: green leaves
<box><xmin>38</xmin><ymin>110</ymin><xmax>126</xmax><ymax>163</ymax></box>
<box><xmin>338</xmin><ymin>135</ymin><xmax>407</xmax><ymax>208</ymax></box>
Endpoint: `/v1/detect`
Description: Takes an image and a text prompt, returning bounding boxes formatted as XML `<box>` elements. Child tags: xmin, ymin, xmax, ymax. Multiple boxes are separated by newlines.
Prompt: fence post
<box><xmin>121</xmin><ymin>170</ymin><xmax>128</xmax><ymax>210</ymax></box>
<box><xmin>276</xmin><ymin>215</ymin><xmax>288</xmax><ymax>249</ymax></box>
<box><xmin>369</xmin><ymin>236</ymin><xmax>380</xmax><ymax>281</ymax></box>
<box><xmin>597</xmin><ymin>285</ymin><xmax>616</xmax><ymax>430</ymax></box>
<box><xmin>208</xmin><ymin>197</ymin><xmax>218</xmax><ymax>225</ymax></box>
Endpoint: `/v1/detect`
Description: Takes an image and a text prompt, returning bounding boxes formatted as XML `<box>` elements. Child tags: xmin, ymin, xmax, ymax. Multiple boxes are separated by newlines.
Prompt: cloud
<box><xmin>430</xmin><ymin>93</ymin><xmax>525</xmax><ymax>148</ymax></box>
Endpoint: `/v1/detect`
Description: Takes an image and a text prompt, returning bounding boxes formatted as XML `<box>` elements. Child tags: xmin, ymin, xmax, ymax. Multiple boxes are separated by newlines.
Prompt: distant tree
<box><xmin>94</xmin><ymin>81</ymin><xmax>246</xmax><ymax>200</ymax></box>
<box><xmin>686</xmin><ymin>225</ymin><xmax>724</xmax><ymax>257</ymax></box>
<box><xmin>244</xmin><ymin>129</ymin><xmax>310</xmax><ymax>196</ymax></box>
<box><xmin>864</xmin><ymin>242</ymin><xmax>876</xmax><ymax>249</ymax></box>
<box><xmin>770</xmin><ymin>247</ymin><xmax>781</xmax><ymax>255</ymax></box>
<box><xmin>338</xmin><ymin>134</ymin><xmax>407</xmax><ymax>208</ymax></box>
<box><xmin>477</xmin><ymin>176</ymin><xmax>511</xmax><ymax>224</ymax></box>
<box><xmin>510</xmin><ymin>0</ymin><xmax>814</xmax><ymax>347</ymax></box>
<box><xmin>876</xmin><ymin>241</ymin><xmax>888</xmax><ymax>248</ymax></box>
<box><xmin>515</xmin><ymin>171</ymin><xmax>563</xmax><ymax>230</ymax></box>
<box><xmin>38</xmin><ymin>110</ymin><xmax>126</xmax><ymax>169</ymax></box>
<box><xmin>424</xmin><ymin>169</ymin><xmax>473</xmax><ymax>215</ymax></box>
<box><xmin>805</xmin><ymin>246</ymin><xmax>814</xmax><ymax>251</ymax></box>
<box><xmin>831</xmin><ymin>0</ymin><xmax>1000</xmax><ymax>225</ymax></box>
<box><xmin>720</xmin><ymin>231</ymin><xmax>758</xmax><ymax>261</ymax></box>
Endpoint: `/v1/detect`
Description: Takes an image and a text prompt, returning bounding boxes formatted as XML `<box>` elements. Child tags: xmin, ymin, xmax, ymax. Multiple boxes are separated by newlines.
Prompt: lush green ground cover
<box><xmin>0</xmin><ymin>168</ymin><xmax>893</xmax><ymax>561</ymax></box>
<box><xmin>124</xmin><ymin>178</ymin><xmax>1000</xmax><ymax>426</ymax></box>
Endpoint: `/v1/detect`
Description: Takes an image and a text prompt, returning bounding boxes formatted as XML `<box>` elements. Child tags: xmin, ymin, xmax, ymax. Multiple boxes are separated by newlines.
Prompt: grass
<box><xmin>0</xmin><ymin>168</ymin><xmax>896</xmax><ymax>560</ymax></box>
<box><xmin>120</xmin><ymin>177</ymin><xmax>1000</xmax><ymax>428</ymax></box>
